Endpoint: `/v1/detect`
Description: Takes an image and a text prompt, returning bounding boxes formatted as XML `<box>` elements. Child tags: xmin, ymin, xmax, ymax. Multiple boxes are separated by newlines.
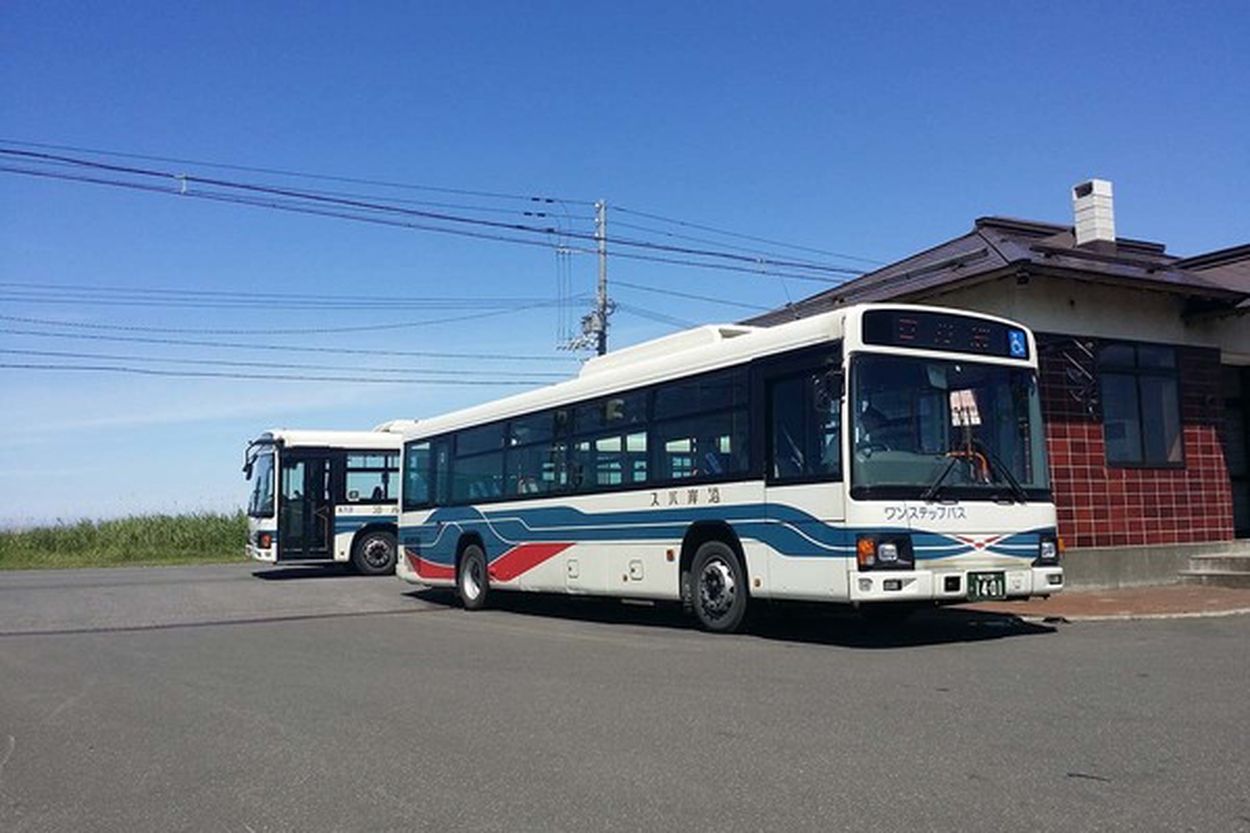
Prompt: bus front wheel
<box><xmin>351</xmin><ymin>530</ymin><xmax>397</xmax><ymax>576</ymax></box>
<box><xmin>458</xmin><ymin>544</ymin><xmax>490</xmax><ymax>611</ymax></box>
<box><xmin>689</xmin><ymin>540</ymin><xmax>749</xmax><ymax>633</ymax></box>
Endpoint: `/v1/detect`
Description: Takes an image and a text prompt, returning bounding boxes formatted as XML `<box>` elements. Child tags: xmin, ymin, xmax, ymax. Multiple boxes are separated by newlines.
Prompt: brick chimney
<box><xmin>1072</xmin><ymin>179</ymin><xmax>1115</xmax><ymax>247</ymax></box>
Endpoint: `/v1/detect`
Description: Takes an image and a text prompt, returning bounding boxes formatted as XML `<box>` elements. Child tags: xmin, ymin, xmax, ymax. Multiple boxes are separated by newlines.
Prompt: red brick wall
<box><xmin>1038</xmin><ymin>336</ymin><xmax>1234</xmax><ymax>549</ymax></box>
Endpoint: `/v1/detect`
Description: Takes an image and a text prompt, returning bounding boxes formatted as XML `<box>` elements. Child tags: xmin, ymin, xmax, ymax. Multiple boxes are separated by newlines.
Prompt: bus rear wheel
<box><xmin>689</xmin><ymin>540</ymin><xmax>749</xmax><ymax>633</ymax></box>
<box><xmin>458</xmin><ymin>544</ymin><xmax>490</xmax><ymax>610</ymax></box>
<box><xmin>351</xmin><ymin>530</ymin><xmax>397</xmax><ymax>576</ymax></box>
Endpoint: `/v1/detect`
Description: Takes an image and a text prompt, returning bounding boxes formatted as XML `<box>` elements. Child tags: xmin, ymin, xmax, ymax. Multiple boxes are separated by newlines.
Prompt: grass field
<box><xmin>0</xmin><ymin>512</ymin><xmax>248</xmax><ymax>570</ymax></box>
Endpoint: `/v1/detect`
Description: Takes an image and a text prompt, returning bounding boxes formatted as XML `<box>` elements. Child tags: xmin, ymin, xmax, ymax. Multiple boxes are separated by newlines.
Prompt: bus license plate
<box><xmin>967</xmin><ymin>572</ymin><xmax>1006</xmax><ymax>601</ymax></box>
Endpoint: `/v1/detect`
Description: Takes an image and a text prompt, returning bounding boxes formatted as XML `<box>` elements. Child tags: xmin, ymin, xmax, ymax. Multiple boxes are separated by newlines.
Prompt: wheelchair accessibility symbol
<box><xmin>1008</xmin><ymin>329</ymin><xmax>1027</xmax><ymax>357</ymax></box>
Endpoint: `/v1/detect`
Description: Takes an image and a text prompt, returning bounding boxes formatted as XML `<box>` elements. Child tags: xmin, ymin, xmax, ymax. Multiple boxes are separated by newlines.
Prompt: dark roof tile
<box><xmin>746</xmin><ymin>217</ymin><xmax>1248</xmax><ymax>326</ymax></box>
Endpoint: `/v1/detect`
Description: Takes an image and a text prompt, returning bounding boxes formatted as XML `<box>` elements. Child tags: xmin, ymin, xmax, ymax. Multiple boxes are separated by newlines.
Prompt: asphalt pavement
<box><xmin>1</xmin><ymin>563</ymin><xmax>1247</xmax><ymax>832</ymax></box>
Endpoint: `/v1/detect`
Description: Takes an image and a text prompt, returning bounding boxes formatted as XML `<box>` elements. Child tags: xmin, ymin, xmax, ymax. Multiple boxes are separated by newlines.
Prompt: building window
<box><xmin>1098</xmin><ymin>343</ymin><xmax>1182</xmax><ymax>467</ymax></box>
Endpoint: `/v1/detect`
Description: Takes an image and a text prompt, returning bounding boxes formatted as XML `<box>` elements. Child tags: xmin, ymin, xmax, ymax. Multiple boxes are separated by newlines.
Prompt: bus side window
<box><xmin>403</xmin><ymin>442</ymin><xmax>431</xmax><ymax>509</ymax></box>
<box><xmin>431</xmin><ymin>439</ymin><xmax>452</xmax><ymax>505</ymax></box>
<box><xmin>345</xmin><ymin>453</ymin><xmax>395</xmax><ymax>503</ymax></box>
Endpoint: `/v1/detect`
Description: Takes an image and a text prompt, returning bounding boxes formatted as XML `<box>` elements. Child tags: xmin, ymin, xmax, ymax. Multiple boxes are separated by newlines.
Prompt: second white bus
<box><xmin>244</xmin><ymin>426</ymin><xmax>407</xmax><ymax>574</ymax></box>
<box><xmin>395</xmin><ymin>303</ymin><xmax>1063</xmax><ymax>631</ymax></box>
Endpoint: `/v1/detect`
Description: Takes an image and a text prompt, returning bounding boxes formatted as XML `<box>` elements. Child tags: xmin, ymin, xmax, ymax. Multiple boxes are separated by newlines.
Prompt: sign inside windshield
<box><xmin>949</xmin><ymin>389</ymin><xmax>981</xmax><ymax>426</ymax></box>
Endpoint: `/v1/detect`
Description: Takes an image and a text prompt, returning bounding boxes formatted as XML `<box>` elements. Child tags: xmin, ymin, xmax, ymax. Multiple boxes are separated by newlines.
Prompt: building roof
<box><xmin>747</xmin><ymin>217</ymin><xmax>1249</xmax><ymax>326</ymax></box>
<box><xmin>1174</xmin><ymin>244</ymin><xmax>1250</xmax><ymax>309</ymax></box>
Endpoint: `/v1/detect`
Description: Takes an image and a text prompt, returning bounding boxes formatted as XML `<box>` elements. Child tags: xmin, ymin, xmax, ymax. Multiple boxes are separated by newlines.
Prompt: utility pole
<box><xmin>594</xmin><ymin>199</ymin><xmax>609</xmax><ymax>356</ymax></box>
<box><xmin>564</xmin><ymin>199</ymin><xmax>613</xmax><ymax>355</ymax></box>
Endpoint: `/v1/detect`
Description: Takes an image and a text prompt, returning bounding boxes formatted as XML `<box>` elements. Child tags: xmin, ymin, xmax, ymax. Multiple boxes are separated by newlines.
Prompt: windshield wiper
<box><xmin>921</xmin><ymin>455</ymin><xmax>962</xmax><ymax>503</ymax></box>
<box><xmin>972</xmin><ymin>439</ymin><xmax>1029</xmax><ymax>503</ymax></box>
<box><xmin>921</xmin><ymin>444</ymin><xmax>1029</xmax><ymax>504</ymax></box>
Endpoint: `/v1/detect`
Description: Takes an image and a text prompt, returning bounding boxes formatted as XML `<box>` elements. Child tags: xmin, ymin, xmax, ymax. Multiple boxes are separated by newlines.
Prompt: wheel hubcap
<box><xmin>363</xmin><ymin>538</ymin><xmax>391</xmax><ymax>567</ymax></box>
<box><xmin>698</xmin><ymin>558</ymin><xmax>737</xmax><ymax>620</ymax></box>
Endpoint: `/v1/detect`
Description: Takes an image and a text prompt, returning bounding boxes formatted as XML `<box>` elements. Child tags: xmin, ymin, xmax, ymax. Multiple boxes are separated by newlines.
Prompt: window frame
<box><xmin>1098</xmin><ymin>341</ymin><xmax>1185</xmax><ymax>469</ymax></box>
<box><xmin>401</xmin><ymin>441</ymin><xmax>432</xmax><ymax>511</ymax></box>
<box><xmin>765</xmin><ymin>368</ymin><xmax>844</xmax><ymax>487</ymax></box>
<box><xmin>338</xmin><ymin>450</ymin><xmax>400</xmax><ymax>505</ymax></box>
<box><xmin>650</xmin><ymin>404</ymin><xmax>751</xmax><ymax>485</ymax></box>
<box><xmin>401</xmin><ymin>363</ymin><xmax>769</xmax><ymax>509</ymax></box>
<box><xmin>396</xmin><ymin>346</ymin><xmax>848</xmax><ymax>510</ymax></box>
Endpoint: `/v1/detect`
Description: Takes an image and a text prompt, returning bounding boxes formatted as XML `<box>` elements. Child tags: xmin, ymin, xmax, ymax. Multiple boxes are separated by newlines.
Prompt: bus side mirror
<box><xmin>243</xmin><ymin>461</ymin><xmax>253</xmax><ymax>477</ymax></box>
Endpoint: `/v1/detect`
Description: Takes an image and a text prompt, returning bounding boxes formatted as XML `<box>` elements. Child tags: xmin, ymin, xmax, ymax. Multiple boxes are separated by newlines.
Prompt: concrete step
<box><xmin>1178</xmin><ymin>570</ymin><xmax>1250</xmax><ymax>589</ymax></box>
<box><xmin>1185</xmin><ymin>554</ymin><xmax>1250</xmax><ymax>574</ymax></box>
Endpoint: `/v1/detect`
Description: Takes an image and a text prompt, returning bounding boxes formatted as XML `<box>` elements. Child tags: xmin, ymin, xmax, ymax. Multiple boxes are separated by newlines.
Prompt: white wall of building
<box><xmin>923</xmin><ymin>275</ymin><xmax>1249</xmax><ymax>363</ymax></box>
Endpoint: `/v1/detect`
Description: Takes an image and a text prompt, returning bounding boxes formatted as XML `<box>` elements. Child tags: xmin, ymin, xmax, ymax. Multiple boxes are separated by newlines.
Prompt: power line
<box><xmin>0</xmin><ymin>279</ymin><xmax>547</xmax><ymax>303</ymax></box>
<box><xmin>0</xmin><ymin>162</ymin><xmax>576</xmax><ymax>250</ymax></box>
<box><xmin>0</xmin><ymin>290</ymin><xmax>582</xmax><ymax>312</ymax></box>
<box><xmin>611</xmin><ymin>279</ymin><xmax>774</xmax><ymax>312</ymax></box>
<box><xmin>2</xmin><ymin>163</ymin><xmax>847</xmax><ymax>284</ymax></box>
<box><xmin>0</xmin><ymin>347</ymin><xmax>570</xmax><ymax>378</ymax></box>
<box><xmin>1</xmin><ymin>148</ymin><xmax>585</xmax><ymax>239</ymax></box>
<box><xmin>0</xmin><ymin>280</ymin><xmax>587</xmax><ymax>311</ymax></box>
<box><xmin>612</xmin><ymin>219</ymin><xmax>842</xmax><ymax>271</ymax></box>
<box><xmin>614</xmin><ymin>303</ymin><xmax>699</xmax><ymax>330</ymax></box>
<box><xmin>8</xmin><ymin>153</ymin><xmax>588</xmax><ymax>223</ymax></box>
<box><xmin>0</xmin><ymin>301</ymin><xmax>558</xmax><ymax>336</ymax></box>
<box><xmin>0</xmin><ymin>362</ymin><xmax>552</xmax><ymax>386</ymax></box>
<box><xmin>1</xmin><ymin>150</ymin><xmax>860</xmax><ymax>278</ymax></box>
<box><xmin>242</xmin><ymin>186</ymin><xmax>595</xmax><ymax>223</ymax></box>
<box><xmin>602</xmin><ymin>246</ymin><xmax>842</xmax><ymax>283</ymax></box>
<box><xmin>0</xmin><ymin>138</ymin><xmax>596</xmax><ymax>206</ymax></box>
<box><xmin>614</xmin><ymin>205</ymin><xmax>884</xmax><ymax>266</ymax></box>
<box><xmin>0</xmin><ymin>327</ymin><xmax>581</xmax><ymax>362</ymax></box>
<box><xmin>5</xmin><ymin>144</ymin><xmax>871</xmax><ymax>269</ymax></box>
<box><xmin>2</xmin><ymin>141</ymin><xmax>880</xmax><ymax>270</ymax></box>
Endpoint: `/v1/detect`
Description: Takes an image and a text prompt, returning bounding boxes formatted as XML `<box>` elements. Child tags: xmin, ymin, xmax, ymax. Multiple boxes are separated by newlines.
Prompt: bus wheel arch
<box><xmin>679</xmin><ymin>523</ymin><xmax>750</xmax><ymax>632</ymax></box>
<box><xmin>350</xmin><ymin>524</ymin><xmax>398</xmax><ymax>575</ymax></box>
<box><xmin>456</xmin><ymin>534</ymin><xmax>490</xmax><ymax>610</ymax></box>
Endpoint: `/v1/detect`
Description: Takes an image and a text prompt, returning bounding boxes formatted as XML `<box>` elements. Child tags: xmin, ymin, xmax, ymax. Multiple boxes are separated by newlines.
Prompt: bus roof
<box><xmin>250</xmin><ymin>428</ymin><xmax>405</xmax><ymax>450</ymax></box>
<box><xmin>399</xmin><ymin>303</ymin><xmax>1035</xmax><ymax>442</ymax></box>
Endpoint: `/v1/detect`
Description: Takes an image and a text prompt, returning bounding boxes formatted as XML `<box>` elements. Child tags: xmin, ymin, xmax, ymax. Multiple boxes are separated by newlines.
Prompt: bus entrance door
<box><xmin>278</xmin><ymin>454</ymin><xmax>332</xmax><ymax>561</ymax></box>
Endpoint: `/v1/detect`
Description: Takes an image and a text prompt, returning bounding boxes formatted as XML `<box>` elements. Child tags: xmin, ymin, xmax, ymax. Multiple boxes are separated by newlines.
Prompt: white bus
<box><xmin>244</xmin><ymin>426</ymin><xmax>408</xmax><ymax>574</ymax></box>
<box><xmin>395</xmin><ymin>304</ymin><xmax>1062</xmax><ymax>631</ymax></box>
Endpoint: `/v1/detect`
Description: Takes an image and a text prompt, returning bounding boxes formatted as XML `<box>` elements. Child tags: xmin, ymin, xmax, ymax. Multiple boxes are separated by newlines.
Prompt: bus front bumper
<box><xmin>246</xmin><ymin>544</ymin><xmax>277</xmax><ymax>563</ymax></box>
<box><xmin>850</xmin><ymin>565</ymin><xmax>1063</xmax><ymax>604</ymax></box>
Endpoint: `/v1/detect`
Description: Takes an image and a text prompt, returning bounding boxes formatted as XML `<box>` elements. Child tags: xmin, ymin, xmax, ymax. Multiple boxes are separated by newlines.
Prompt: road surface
<box><xmin>1</xmin><ymin>563</ymin><xmax>1247</xmax><ymax>832</ymax></box>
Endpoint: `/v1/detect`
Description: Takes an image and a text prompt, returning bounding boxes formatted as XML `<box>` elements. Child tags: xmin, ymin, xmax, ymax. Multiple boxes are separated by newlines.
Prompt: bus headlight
<box><xmin>857</xmin><ymin>535</ymin><xmax>913</xmax><ymax>571</ymax></box>
<box><xmin>1035</xmin><ymin>535</ymin><xmax>1060</xmax><ymax>565</ymax></box>
<box><xmin>258</xmin><ymin>532</ymin><xmax>273</xmax><ymax>549</ymax></box>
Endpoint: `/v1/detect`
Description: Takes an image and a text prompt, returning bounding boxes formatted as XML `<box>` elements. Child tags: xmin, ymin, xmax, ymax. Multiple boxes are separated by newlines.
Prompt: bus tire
<box><xmin>689</xmin><ymin>540</ymin><xmax>749</xmax><ymax>633</ymax></box>
<box><xmin>351</xmin><ymin>530</ymin><xmax>397</xmax><ymax>576</ymax></box>
<box><xmin>458</xmin><ymin>543</ymin><xmax>490</xmax><ymax>610</ymax></box>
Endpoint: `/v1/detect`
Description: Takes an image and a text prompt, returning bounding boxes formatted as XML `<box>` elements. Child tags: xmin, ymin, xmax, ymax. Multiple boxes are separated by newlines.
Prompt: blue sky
<box><xmin>1</xmin><ymin>1</ymin><xmax>1247</xmax><ymax>524</ymax></box>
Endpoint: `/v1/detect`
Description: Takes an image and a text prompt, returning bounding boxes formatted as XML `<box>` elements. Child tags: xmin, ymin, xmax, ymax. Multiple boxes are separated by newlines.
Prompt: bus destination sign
<box><xmin>861</xmin><ymin>309</ymin><xmax>1030</xmax><ymax>360</ymax></box>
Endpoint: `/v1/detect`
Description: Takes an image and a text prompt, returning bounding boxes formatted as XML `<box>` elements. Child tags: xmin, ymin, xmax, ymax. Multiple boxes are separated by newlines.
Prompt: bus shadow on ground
<box><xmin>251</xmin><ymin>564</ymin><xmax>358</xmax><ymax>581</ymax></box>
<box><xmin>406</xmin><ymin>588</ymin><xmax>1056</xmax><ymax>649</ymax></box>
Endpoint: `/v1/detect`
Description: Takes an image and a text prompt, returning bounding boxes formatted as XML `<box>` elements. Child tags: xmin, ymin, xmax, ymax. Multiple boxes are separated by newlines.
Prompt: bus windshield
<box><xmin>850</xmin><ymin>353</ymin><xmax>1050</xmax><ymax>501</ymax></box>
<box><xmin>247</xmin><ymin>450</ymin><xmax>275</xmax><ymax>517</ymax></box>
